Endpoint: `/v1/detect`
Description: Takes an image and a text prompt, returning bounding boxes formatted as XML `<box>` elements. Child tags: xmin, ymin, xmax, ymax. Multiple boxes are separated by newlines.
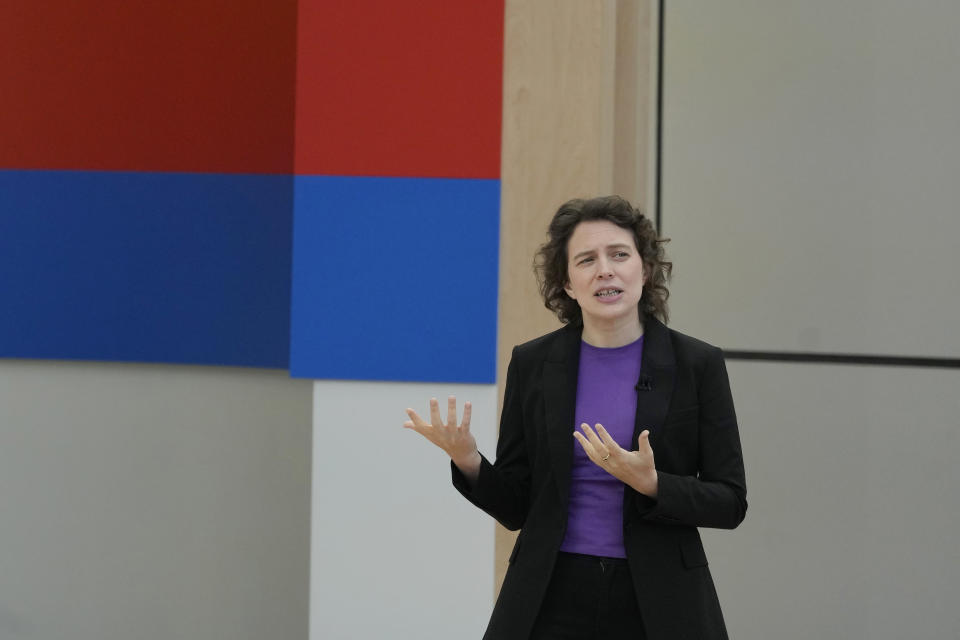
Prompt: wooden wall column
<box><xmin>497</xmin><ymin>0</ymin><xmax>658</xmax><ymax>594</ymax></box>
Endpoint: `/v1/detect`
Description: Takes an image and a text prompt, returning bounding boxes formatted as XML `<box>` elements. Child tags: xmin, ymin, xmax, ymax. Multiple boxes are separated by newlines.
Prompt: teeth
<box><xmin>596</xmin><ymin>289</ymin><xmax>621</xmax><ymax>297</ymax></box>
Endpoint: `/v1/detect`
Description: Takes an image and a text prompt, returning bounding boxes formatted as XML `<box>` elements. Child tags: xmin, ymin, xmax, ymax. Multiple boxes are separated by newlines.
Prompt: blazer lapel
<box><xmin>633</xmin><ymin>315</ymin><xmax>677</xmax><ymax>452</ymax></box>
<box><xmin>543</xmin><ymin>324</ymin><xmax>581</xmax><ymax>510</ymax></box>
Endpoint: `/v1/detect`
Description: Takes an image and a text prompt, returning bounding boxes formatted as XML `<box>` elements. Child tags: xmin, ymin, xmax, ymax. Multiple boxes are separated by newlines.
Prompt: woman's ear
<box><xmin>563</xmin><ymin>282</ymin><xmax>575</xmax><ymax>300</ymax></box>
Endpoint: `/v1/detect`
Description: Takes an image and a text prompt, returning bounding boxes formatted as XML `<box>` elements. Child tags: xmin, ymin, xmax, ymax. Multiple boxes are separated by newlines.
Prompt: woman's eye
<box><xmin>578</xmin><ymin>257</ymin><xmax>594</xmax><ymax>265</ymax></box>
<box><xmin>614</xmin><ymin>251</ymin><xmax>629</xmax><ymax>258</ymax></box>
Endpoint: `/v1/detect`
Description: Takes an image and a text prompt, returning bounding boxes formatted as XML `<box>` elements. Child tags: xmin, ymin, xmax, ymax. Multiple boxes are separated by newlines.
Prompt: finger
<box><xmin>574</xmin><ymin>429</ymin><xmax>607</xmax><ymax>464</ymax></box>
<box><xmin>403</xmin><ymin>417</ymin><xmax>431</xmax><ymax>439</ymax></box>
<box><xmin>579</xmin><ymin>423</ymin><xmax>606</xmax><ymax>450</ymax></box>
<box><xmin>579</xmin><ymin>424</ymin><xmax>607</xmax><ymax>460</ymax></box>
<box><xmin>403</xmin><ymin>419</ymin><xmax>427</xmax><ymax>436</ymax></box>
<box><xmin>594</xmin><ymin>423</ymin><xmax>618</xmax><ymax>448</ymax></box>
<box><xmin>638</xmin><ymin>429</ymin><xmax>651</xmax><ymax>449</ymax></box>
<box><xmin>594</xmin><ymin>424</ymin><xmax>623</xmax><ymax>461</ymax></box>
<box><xmin>572</xmin><ymin>431</ymin><xmax>597</xmax><ymax>460</ymax></box>
<box><xmin>406</xmin><ymin>408</ymin><xmax>427</xmax><ymax>427</ymax></box>
<box><xmin>580</xmin><ymin>423</ymin><xmax>616</xmax><ymax>465</ymax></box>
<box><xmin>447</xmin><ymin>395</ymin><xmax>458</xmax><ymax>427</ymax></box>
<box><xmin>429</xmin><ymin>397</ymin><xmax>443</xmax><ymax>426</ymax></box>
<box><xmin>461</xmin><ymin>401</ymin><xmax>472</xmax><ymax>431</ymax></box>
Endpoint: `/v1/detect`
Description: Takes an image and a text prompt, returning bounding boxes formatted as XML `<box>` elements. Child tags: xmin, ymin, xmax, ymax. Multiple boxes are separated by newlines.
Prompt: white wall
<box><xmin>310</xmin><ymin>381</ymin><xmax>497</xmax><ymax>639</ymax></box>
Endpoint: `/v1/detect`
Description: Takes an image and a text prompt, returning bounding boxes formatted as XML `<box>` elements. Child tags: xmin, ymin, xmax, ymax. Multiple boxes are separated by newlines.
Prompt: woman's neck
<box><xmin>580</xmin><ymin>315</ymin><xmax>644</xmax><ymax>348</ymax></box>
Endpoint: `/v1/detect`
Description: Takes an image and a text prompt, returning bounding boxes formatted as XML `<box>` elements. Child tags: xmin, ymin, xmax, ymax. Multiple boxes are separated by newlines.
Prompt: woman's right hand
<box><xmin>404</xmin><ymin>396</ymin><xmax>481</xmax><ymax>481</ymax></box>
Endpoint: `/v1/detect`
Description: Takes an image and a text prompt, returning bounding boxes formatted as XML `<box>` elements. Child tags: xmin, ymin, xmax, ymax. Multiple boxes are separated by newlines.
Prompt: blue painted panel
<box><xmin>290</xmin><ymin>176</ymin><xmax>499</xmax><ymax>382</ymax></box>
<box><xmin>0</xmin><ymin>170</ymin><xmax>292</xmax><ymax>368</ymax></box>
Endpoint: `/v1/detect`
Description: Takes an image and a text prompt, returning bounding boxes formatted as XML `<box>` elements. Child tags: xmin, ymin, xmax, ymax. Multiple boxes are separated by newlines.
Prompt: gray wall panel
<box><xmin>662</xmin><ymin>1</ymin><xmax>960</xmax><ymax>358</ymax></box>
<box><xmin>0</xmin><ymin>361</ymin><xmax>312</xmax><ymax>640</ymax></box>
<box><xmin>703</xmin><ymin>361</ymin><xmax>959</xmax><ymax>639</ymax></box>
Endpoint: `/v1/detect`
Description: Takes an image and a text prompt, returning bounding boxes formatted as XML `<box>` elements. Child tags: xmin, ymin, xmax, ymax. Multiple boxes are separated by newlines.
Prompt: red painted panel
<box><xmin>295</xmin><ymin>0</ymin><xmax>504</xmax><ymax>179</ymax></box>
<box><xmin>0</xmin><ymin>0</ymin><xmax>296</xmax><ymax>174</ymax></box>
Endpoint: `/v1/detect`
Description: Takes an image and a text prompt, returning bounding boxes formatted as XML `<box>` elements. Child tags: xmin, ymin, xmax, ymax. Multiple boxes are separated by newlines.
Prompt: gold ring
<box><xmin>601</xmin><ymin>453</ymin><xmax>611</xmax><ymax>462</ymax></box>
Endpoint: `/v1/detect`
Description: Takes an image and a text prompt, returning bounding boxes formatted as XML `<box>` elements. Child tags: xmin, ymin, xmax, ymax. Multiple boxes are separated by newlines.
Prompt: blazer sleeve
<box><xmin>635</xmin><ymin>346</ymin><xmax>748</xmax><ymax>529</ymax></box>
<box><xmin>451</xmin><ymin>347</ymin><xmax>531</xmax><ymax>531</ymax></box>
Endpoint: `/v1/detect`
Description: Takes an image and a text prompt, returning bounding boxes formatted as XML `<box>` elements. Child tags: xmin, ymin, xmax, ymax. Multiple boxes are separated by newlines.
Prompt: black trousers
<box><xmin>529</xmin><ymin>552</ymin><xmax>647</xmax><ymax>640</ymax></box>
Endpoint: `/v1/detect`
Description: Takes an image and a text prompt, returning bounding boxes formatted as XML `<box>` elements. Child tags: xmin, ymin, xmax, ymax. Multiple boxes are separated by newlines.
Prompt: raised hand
<box><xmin>573</xmin><ymin>423</ymin><xmax>658</xmax><ymax>497</ymax></box>
<box><xmin>404</xmin><ymin>396</ymin><xmax>481</xmax><ymax>481</ymax></box>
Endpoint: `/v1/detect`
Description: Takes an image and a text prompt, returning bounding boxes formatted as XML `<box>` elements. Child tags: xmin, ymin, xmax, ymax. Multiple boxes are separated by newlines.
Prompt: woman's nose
<box><xmin>596</xmin><ymin>258</ymin><xmax>613</xmax><ymax>278</ymax></box>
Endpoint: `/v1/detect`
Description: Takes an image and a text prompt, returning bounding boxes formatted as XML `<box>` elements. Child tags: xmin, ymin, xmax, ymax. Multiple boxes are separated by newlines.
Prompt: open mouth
<box><xmin>594</xmin><ymin>288</ymin><xmax>623</xmax><ymax>298</ymax></box>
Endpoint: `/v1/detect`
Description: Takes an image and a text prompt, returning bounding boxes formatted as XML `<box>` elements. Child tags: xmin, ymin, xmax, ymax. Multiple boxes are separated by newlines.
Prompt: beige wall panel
<box><xmin>496</xmin><ymin>0</ymin><xmax>656</xmax><ymax>595</ymax></box>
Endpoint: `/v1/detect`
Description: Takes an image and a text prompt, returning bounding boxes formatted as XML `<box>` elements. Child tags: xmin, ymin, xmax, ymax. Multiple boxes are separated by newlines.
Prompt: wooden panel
<box><xmin>496</xmin><ymin>0</ymin><xmax>656</xmax><ymax>596</ymax></box>
<box><xmin>613</xmin><ymin>0</ymin><xmax>655</xmax><ymax>204</ymax></box>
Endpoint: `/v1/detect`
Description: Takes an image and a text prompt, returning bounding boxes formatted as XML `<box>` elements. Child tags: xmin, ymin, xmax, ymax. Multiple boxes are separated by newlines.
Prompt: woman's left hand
<box><xmin>573</xmin><ymin>423</ymin><xmax>659</xmax><ymax>498</ymax></box>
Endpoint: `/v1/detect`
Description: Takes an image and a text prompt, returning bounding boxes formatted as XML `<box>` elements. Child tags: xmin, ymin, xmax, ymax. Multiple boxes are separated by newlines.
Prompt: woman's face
<box><xmin>563</xmin><ymin>220</ymin><xmax>646</xmax><ymax>329</ymax></box>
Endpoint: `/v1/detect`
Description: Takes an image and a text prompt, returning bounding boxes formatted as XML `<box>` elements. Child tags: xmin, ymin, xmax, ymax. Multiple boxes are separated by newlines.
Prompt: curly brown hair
<box><xmin>534</xmin><ymin>195</ymin><xmax>672</xmax><ymax>325</ymax></box>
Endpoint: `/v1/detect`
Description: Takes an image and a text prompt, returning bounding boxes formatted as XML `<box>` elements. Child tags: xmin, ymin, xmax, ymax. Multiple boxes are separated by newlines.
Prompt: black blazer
<box><xmin>452</xmin><ymin>315</ymin><xmax>747</xmax><ymax>640</ymax></box>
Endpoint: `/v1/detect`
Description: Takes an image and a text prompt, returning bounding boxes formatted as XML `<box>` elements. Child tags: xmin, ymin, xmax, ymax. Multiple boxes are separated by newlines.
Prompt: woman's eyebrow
<box><xmin>571</xmin><ymin>249</ymin><xmax>597</xmax><ymax>261</ymax></box>
<box><xmin>572</xmin><ymin>244</ymin><xmax>632</xmax><ymax>261</ymax></box>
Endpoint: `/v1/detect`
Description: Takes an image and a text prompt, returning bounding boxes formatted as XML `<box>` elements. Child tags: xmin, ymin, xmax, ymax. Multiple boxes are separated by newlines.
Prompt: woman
<box><xmin>405</xmin><ymin>195</ymin><xmax>746</xmax><ymax>640</ymax></box>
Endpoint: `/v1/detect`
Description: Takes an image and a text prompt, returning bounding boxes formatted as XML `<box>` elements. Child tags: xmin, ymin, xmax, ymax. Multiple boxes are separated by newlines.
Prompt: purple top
<box><xmin>559</xmin><ymin>335</ymin><xmax>644</xmax><ymax>558</ymax></box>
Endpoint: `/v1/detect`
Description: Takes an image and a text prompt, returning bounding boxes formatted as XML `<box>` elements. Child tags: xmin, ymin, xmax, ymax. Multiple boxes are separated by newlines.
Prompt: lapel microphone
<box><xmin>636</xmin><ymin>375</ymin><xmax>653</xmax><ymax>392</ymax></box>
